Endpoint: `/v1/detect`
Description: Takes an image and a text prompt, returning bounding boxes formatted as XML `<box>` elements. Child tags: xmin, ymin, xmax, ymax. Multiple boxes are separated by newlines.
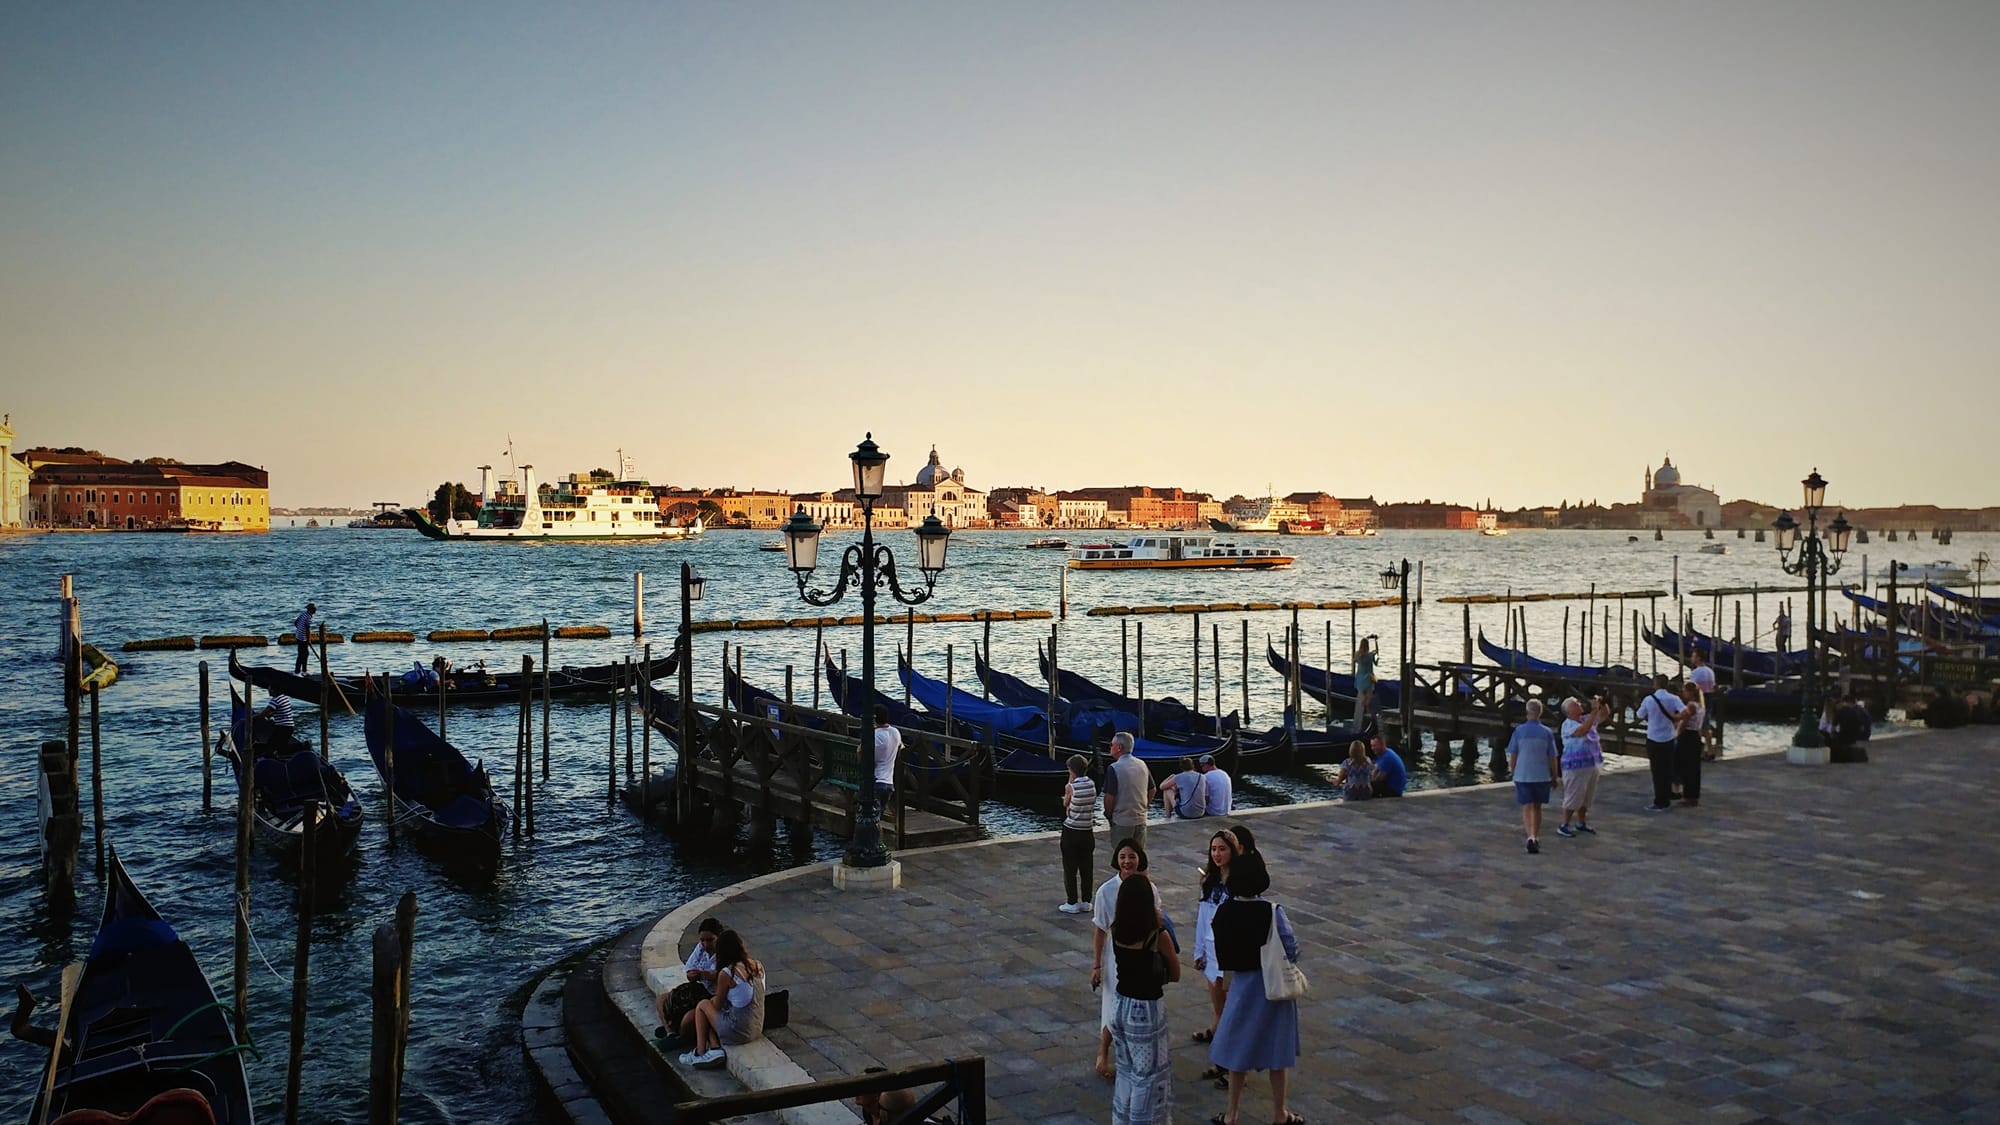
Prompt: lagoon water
<box><xmin>0</xmin><ymin>525</ymin><xmax>1982</xmax><ymax>1120</ymax></box>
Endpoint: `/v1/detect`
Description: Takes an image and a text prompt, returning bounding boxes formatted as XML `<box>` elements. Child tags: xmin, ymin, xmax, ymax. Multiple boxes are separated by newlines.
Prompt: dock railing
<box><xmin>1392</xmin><ymin>662</ymin><xmax>1651</xmax><ymax>755</ymax></box>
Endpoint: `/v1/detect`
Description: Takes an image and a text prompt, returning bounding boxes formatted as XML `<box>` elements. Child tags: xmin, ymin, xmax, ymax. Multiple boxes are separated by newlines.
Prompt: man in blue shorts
<box><xmin>1505</xmin><ymin>700</ymin><xmax>1561</xmax><ymax>854</ymax></box>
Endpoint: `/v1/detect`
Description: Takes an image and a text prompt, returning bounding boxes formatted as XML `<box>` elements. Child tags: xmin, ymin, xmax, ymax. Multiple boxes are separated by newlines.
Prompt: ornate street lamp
<box><xmin>1379</xmin><ymin>559</ymin><xmax>1412</xmax><ymax>737</ymax></box>
<box><xmin>781</xmin><ymin>435</ymin><xmax>951</xmax><ymax>873</ymax></box>
<box><xmin>1773</xmin><ymin>468</ymin><xmax>1848</xmax><ymax>752</ymax></box>
<box><xmin>674</xmin><ymin>562</ymin><xmax>705</xmax><ymax>819</ymax></box>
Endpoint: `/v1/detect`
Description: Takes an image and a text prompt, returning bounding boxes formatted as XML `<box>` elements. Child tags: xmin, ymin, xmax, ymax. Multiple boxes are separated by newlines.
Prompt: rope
<box><xmin>237</xmin><ymin>895</ymin><xmax>292</xmax><ymax>989</ymax></box>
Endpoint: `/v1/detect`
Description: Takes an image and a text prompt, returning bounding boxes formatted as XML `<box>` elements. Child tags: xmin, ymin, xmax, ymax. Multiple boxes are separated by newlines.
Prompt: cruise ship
<box><xmin>1068</xmin><ymin>534</ymin><xmax>1295</xmax><ymax>570</ymax></box>
<box><xmin>409</xmin><ymin>458</ymin><xmax>702</xmax><ymax>542</ymax></box>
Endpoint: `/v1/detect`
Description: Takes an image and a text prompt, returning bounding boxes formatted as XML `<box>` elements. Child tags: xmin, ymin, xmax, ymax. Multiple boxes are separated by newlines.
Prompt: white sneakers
<box><xmin>679</xmin><ymin>1047</ymin><xmax>726</xmax><ymax>1067</ymax></box>
<box><xmin>1058</xmin><ymin>902</ymin><xmax>1085</xmax><ymax>914</ymax></box>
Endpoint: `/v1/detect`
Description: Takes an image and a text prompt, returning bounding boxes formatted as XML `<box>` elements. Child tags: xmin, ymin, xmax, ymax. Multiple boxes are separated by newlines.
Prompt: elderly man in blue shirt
<box><xmin>1505</xmin><ymin>700</ymin><xmax>1562</xmax><ymax>854</ymax></box>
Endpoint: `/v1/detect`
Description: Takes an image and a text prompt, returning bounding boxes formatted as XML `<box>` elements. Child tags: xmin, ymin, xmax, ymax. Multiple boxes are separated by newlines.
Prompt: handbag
<box><xmin>1258</xmin><ymin>906</ymin><xmax>1308</xmax><ymax>1001</ymax></box>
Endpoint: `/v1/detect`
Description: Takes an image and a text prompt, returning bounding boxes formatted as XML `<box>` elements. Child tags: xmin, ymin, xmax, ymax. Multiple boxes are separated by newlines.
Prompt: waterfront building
<box><xmin>790</xmin><ymin>491</ymin><xmax>855</xmax><ymax>529</ymax></box>
<box><xmin>0</xmin><ymin>415</ymin><xmax>27</xmax><ymax>528</ymax></box>
<box><xmin>25</xmin><ymin>452</ymin><xmax>270</xmax><ymax>530</ymax></box>
<box><xmin>1376</xmin><ymin>500</ymin><xmax>1480</xmax><ymax>529</ymax></box>
<box><xmin>1332</xmin><ymin>497</ymin><xmax>1380</xmax><ymax>532</ymax></box>
<box><xmin>1639</xmin><ymin>456</ymin><xmax>1722</xmax><ymax>529</ymax></box>
<box><xmin>882</xmin><ymin>446</ymin><xmax>986</xmax><ymax>528</ymax></box>
<box><xmin>1059</xmin><ymin>485</ymin><xmax>1200</xmax><ymax>528</ymax></box>
<box><xmin>986</xmin><ymin>486</ymin><xmax>1059</xmax><ymax>527</ymax></box>
<box><xmin>1055</xmin><ymin>497</ymin><xmax>1109</xmax><ymax>527</ymax></box>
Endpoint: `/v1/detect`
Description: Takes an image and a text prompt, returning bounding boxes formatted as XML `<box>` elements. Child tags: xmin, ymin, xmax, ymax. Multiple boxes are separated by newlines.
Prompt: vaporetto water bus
<box><xmin>408</xmin><ymin>460</ymin><xmax>702</xmax><ymax>542</ymax></box>
<box><xmin>1067</xmin><ymin>534</ymin><xmax>1295</xmax><ymax>570</ymax></box>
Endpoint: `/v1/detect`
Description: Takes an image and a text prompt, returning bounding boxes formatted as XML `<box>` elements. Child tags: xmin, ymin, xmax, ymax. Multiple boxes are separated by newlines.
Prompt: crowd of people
<box><xmin>1087</xmin><ymin>827</ymin><xmax>1304</xmax><ymax>1125</ymax></box>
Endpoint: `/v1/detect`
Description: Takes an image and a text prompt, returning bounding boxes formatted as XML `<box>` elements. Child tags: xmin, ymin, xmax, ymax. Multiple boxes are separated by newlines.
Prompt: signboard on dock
<box><xmin>1922</xmin><ymin>656</ymin><xmax>2000</xmax><ymax>691</ymax></box>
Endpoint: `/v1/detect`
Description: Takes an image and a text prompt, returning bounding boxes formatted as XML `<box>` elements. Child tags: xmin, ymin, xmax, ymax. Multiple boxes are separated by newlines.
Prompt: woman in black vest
<box><xmin>1108</xmin><ymin>870</ymin><xmax>1180</xmax><ymax>1123</ymax></box>
<box><xmin>1206</xmin><ymin>851</ymin><xmax>1302</xmax><ymax>1125</ymax></box>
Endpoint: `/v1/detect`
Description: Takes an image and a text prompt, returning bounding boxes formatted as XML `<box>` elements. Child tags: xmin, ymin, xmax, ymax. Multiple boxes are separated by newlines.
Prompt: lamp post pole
<box><xmin>675</xmin><ymin>561</ymin><xmax>702</xmax><ymax>821</ymax></box>
<box><xmin>783</xmin><ymin>435</ymin><xmax>951</xmax><ymax>874</ymax></box>
<box><xmin>1773</xmin><ymin>469</ymin><xmax>1850</xmax><ymax>751</ymax></box>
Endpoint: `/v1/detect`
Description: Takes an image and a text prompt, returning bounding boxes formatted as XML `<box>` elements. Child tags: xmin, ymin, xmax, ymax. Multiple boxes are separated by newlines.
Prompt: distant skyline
<box><xmin>5</xmin><ymin>3</ymin><xmax>1996</xmax><ymax>509</ymax></box>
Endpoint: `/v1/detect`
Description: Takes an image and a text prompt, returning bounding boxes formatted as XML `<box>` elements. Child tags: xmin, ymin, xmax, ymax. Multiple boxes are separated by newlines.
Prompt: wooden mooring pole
<box><xmin>1240</xmin><ymin>619</ymin><xmax>1250</xmax><ymax>723</ymax></box>
<box><xmin>642</xmin><ymin>645</ymin><xmax>654</xmax><ymax>805</ymax></box>
<box><xmin>1121</xmin><ymin>618</ymin><xmax>1129</xmax><ymax>698</ymax></box>
<box><xmin>200</xmin><ymin>659</ymin><xmax>213</xmax><ymax>813</ymax></box>
<box><xmin>1212</xmin><ymin>621</ymin><xmax>1222</xmax><ymax>716</ymax></box>
<box><xmin>318</xmin><ymin>626</ymin><xmax>331</xmax><ymax>759</ymax></box>
<box><xmin>513</xmin><ymin>656</ymin><xmax>528</xmax><ymax>841</ymax></box>
<box><xmin>233</xmin><ymin>683</ymin><xmax>254</xmax><ymax>1042</ymax></box>
<box><xmin>1192</xmin><ymin>612</ymin><xmax>1202</xmax><ymax>717</ymax></box>
<box><xmin>541</xmin><ymin>621</ymin><xmax>552</xmax><ymax>778</ymax></box>
<box><xmin>634</xmin><ymin>571</ymin><xmax>644</xmax><ymax>639</ymax></box>
<box><xmin>625</xmin><ymin>656</ymin><xmax>636</xmax><ymax>781</ymax></box>
<box><xmin>607</xmin><ymin>660</ymin><xmax>619</xmax><ymax>803</ymax></box>
<box><xmin>283</xmin><ymin>801</ymin><xmax>318</xmax><ymax>1125</ymax></box>
<box><xmin>89</xmin><ymin>685</ymin><xmax>103</xmax><ymax>877</ymax></box>
<box><xmin>1135</xmin><ymin>621</ymin><xmax>1146</xmax><ymax>736</ymax></box>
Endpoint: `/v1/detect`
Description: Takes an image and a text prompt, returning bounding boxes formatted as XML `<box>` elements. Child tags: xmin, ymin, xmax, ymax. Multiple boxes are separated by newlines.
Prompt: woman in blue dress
<box><xmin>1207</xmin><ymin>851</ymin><xmax>1302</xmax><ymax>1125</ymax></box>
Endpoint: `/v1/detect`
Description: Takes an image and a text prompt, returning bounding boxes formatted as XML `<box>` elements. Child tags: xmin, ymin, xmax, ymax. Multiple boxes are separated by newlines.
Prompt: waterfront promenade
<box><xmin>631</xmin><ymin>726</ymin><xmax>2000</xmax><ymax>1122</ymax></box>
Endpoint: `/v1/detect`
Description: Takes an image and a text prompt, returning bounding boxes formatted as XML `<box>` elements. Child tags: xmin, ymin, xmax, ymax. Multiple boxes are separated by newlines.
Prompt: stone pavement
<box><xmin>640</xmin><ymin>726</ymin><xmax>2000</xmax><ymax>1122</ymax></box>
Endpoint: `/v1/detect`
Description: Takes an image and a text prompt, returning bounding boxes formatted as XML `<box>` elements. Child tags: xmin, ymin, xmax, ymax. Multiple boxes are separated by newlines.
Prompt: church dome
<box><xmin>1653</xmin><ymin>457</ymin><xmax>1681</xmax><ymax>489</ymax></box>
<box><xmin>914</xmin><ymin>447</ymin><xmax>947</xmax><ymax>489</ymax></box>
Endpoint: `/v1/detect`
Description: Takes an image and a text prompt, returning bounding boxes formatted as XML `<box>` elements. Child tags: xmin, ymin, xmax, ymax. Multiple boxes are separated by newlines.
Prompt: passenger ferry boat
<box><xmin>1068</xmin><ymin>534</ymin><xmax>1294</xmax><ymax>570</ymax></box>
<box><xmin>409</xmin><ymin>458</ymin><xmax>702</xmax><ymax>542</ymax></box>
<box><xmin>1476</xmin><ymin>513</ymin><xmax>1508</xmax><ymax>537</ymax></box>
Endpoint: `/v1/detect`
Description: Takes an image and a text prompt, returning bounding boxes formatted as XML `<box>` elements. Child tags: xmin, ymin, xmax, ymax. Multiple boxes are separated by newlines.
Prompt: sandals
<box><xmin>1275</xmin><ymin>1113</ymin><xmax>1305</xmax><ymax>1125</ymax></box>
<box><xmin>1191</xmin><ymin>1028</ymin><xmax>1215</xmax><ymax>1043</ymax></box>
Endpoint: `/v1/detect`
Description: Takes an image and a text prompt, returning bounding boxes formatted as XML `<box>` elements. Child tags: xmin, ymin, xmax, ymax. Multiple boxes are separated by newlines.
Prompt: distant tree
<box><xmin>429</xmin><ymin>481</ymin><xmax>478</xmax><ymax>521</ymax></box>
<box><xmin>696</xmin><ymin>499</ymin><xmax>727</xmax><ymax>526</ymax></box>
<box><xmin>588</xmin><ymin>467</ymin><xmax>615</xmax><ymax>482</ymax></box>
<box><xmin>139</xmin><ymin>456</ymin><xmax>184</xmax><ymax>465</ymax></box>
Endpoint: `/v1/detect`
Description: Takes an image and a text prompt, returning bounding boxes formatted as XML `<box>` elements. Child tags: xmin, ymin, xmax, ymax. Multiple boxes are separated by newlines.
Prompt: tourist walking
<box><xmin>1161</xmin><ymin>755</ymin><xmax>1208</xmax><ymax>819</ymax></box>
<box><xmin>1108</xmin><ymin>873</ymin><xmax>1180</xmax><ymax>1125</ymax></box>
<box><xmin>1200</xmin><ymin>753</ymin><xmax>1233</xmax><ymax>816</ymax></box>
<box><xmin>292</xmin><ymin>601</ymin><xmax>317</xmax><ymax>674</ymax></box>
<box><xmin>680</xmin><ymin>929</ymin><xmax>766</xmax><ymax>1069</ymax></box>
<box><xmin>1335</xmin><ymin>739</ymin><xmax>1375</xmax><ymax>801</ymax></box>
<box><xmin>1353</xmin><ymin>637</ymin><xmax>1377</xmax><ymax>726</ymax></box>
<box><xmin>1505</xmin><ymin>700</ymin><xmax>1561</xmax><ymax>853</ymax></box>
<box><xmin>1556</xmin><ymin>697</ymin><xmax>1605</xmax><ymax>837</ymax></box>
<box><xmin>1092</xmin><ymin>838</ymin><xmax>1163</xmax><ymax>1080</ymax></box>
<box><xmin>1638</xmin><ymin>675</ymin><xmax>1687</xmax><ymax>812</ymax></box>
<box><xmin>1208</xmin><ymin>851</ymin><xmax>1303</xmax><ymax>1125</ymax></box>
<box><xmin>1675</xmin><ymin>682</ymin><xmax>1705</xmax><ymax>807</ymax></box>
<box><xmin>1191</xmin><ymin>831</ymin><xmax>1236</xmax><ymax>1087</ymax></box>
<box><xmin>1367</xmin><ymin>734</ymin><xmax>1407</xmax><ymax>797</ymax></box>
<box><xmin>872</xmin><ymin>706</ymin><xmax>901</xmax><ymax>814</ymax></box>
<box><xmin>1059</xmin><ymin>755</ymin><xmax>1098</xmax><ymax>914</ymax></box>
<box><xmin>1103</xmin><ymin>732</ymin><xmax>1154</xmax><ymax>849</ymax></box>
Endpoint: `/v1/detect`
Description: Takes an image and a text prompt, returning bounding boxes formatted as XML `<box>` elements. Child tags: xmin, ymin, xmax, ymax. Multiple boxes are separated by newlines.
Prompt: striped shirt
<box><xmin>1063</xmin><ymin>775</ymin><xmax>1097</xmax><ymax>830</ymax></box>
<box><xmin>266</xmin><ymin>695</ymin><xmax>296</xmax><ymax>730</ymax></box>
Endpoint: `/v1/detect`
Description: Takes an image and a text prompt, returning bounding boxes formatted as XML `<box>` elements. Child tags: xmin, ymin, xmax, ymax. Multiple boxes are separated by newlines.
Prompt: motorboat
<box><xmin>1877</xmin><ymin>560</ymin><xmax>1972</xmax><ymax>584</ymax></box>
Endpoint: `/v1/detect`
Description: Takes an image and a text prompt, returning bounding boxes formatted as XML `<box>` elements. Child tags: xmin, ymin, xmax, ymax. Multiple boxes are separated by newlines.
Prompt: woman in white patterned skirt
<box><xmin>1109</xmin><ymin>870</ymin><xmax>1180</xmax><ymax>1124</ymax></box>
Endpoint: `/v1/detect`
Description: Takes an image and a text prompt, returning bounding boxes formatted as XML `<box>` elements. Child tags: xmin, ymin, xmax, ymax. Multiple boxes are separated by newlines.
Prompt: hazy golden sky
<box><xmin>4</xmin><ymin>3</ymin><xmax>1995</xmax><ymax>508</ymax></box>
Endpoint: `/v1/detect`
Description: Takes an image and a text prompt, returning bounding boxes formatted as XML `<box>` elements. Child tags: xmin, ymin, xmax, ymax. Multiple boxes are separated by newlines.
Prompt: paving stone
<box><xmin>615</xmin><ymin>727</ymin><xmax>2000</xmax><ymax>1121</ymax></box>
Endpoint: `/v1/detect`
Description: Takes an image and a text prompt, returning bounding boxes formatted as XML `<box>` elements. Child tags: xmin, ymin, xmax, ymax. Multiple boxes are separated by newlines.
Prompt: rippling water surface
<box><xmin>0</xmin><ymin>526</ymin><xmax>1980</xmax><ymax>1120</ymax></box>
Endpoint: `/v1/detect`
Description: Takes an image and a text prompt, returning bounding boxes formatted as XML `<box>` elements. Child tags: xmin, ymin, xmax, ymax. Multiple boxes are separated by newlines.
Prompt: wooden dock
<box><xmin>656</xmin><ymin>699</ymin><xmax>987</xmax><ymax>850</ymax></box>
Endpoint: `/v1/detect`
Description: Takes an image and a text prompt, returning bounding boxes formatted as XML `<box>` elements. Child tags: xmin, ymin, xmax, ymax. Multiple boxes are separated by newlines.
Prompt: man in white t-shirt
<box><xmin>1687</xmin><ymin>650</ymin><xmax>1718</xmax><ymax>759</ymax></box>
<box><xmin>872</xmin><ymin>706</ymin><xmax>901</xmax><ymax>814</ymax></box>
<box><xmin>1637</xmin><ymin>675</ymin><xmax>1686</xmax><ymax>813</ymax></box>
<box><xmin>1199</xmin><ymin>754</ymin><xmax>1232</xmax><ymax>815</ymax></box>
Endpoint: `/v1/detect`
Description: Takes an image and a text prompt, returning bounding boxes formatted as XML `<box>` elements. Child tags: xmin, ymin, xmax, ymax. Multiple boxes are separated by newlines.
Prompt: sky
<box><xmin>4</xmin><ymin>2</ymin><xmax>1997</xmax><ymax>509</ymax></box>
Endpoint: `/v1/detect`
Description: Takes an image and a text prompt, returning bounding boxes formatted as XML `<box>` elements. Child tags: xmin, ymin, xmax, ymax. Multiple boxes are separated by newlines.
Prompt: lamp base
<box><xmin>1786</xmin><ymin>744</ymin><xmax>1831</xmax><ymax>766</ymax></box>
<box><xmin>832</xmin><ymin>859</ymin><xmax>902</xmax><ymax>891</ymax></box>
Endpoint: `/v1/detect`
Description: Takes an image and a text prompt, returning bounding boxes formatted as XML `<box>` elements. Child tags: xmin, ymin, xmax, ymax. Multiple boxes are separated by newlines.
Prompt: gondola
<box><xmin>1034</xmin><ymin>645</ymin><xmax>1239</xmax><ymax>739</ymax></box>
<box><xmin>1263</xmin><ymin>643</ymin><xmax>1411</xmax><ymax>710</ymax></box>
<box><xmin>721</xmin><ymin>663</ymin><xmax>988</xmax><ymax>797</ymax></box>
<box><xmin>1843</xmin><ymin>588</ymin><xmax>2000</xmax><ymax>647</ymax></box>
<box><xmin>900</xmin><ymin>655</ymin><xmax>1246</xmax><ymax>778</ymax></box>
<box><xmin>1477</xmin><ymin>631</ymin><xmax>1642</xmax><ymax>682</ymax></box>
<box><xmin>1925</xmin><ymin>583</ymin><xmax>2000</xmax><ymax>621</ymax></box>
<box><xmin>361</xmin><ymin>681</ymin><xmax>508</xmax><ymax>860</ymax></box>
<box><xmin>1638</xmin><ymin>624</ymin><xmax>1811</xmax><ymax>682</ymax></box>
<box><xmin>21</xmin><ymin>849</ymin><xmax>255</xmax><ymax>1123</ymax></box>
<box><xmin>220</xmin><ymin>690</ymin><xmax>366</xmax><ymax>864</ymax></box>
<box><xmin>231</xmin><ymin>647</ymin><xmax>677</xmax><ymax>708</ymax></box>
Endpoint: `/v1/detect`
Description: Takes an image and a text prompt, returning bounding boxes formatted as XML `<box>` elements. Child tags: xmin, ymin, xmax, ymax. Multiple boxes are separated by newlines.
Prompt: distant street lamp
<box><xmin>1380</xmin><ymin>559</ymin><xmax>1411</xmax><ymax>737</ymax></box>
<box><xmin>1773</xmin><ymin>469</ymin><xmax>1851</xmax><ymax>751</ymax></box>
<box><xmin>781</xmin><ymin>434</ymin><xmax>951</xmax><ymax>872</ymax></box>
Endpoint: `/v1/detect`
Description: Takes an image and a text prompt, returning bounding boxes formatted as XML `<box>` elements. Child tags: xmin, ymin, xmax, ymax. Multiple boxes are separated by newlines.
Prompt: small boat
<box><xmin>221</xmin><ymin>690</ymin><xmax>366</xmax><ymax>863</ymax></box>
<box><xmin>1068</xmin><ymin>534</ymin><xmax>1293</xmax><ymax>571</ymax></box>
<box><xmin>758</xmin><ymin>541</ymin><xmax>787</xmax><ymax>552</ymax></box>
<box><xmin>362</xmin><ymin>682</ymin><xmax>508</xmax><ymax>859</ymax></box>
<box><xmin>1477</xmin><ymin>631</ymin><xmax>1641</xmax><ymax>683</ymax></box>
<box><xmin>1628</xmin><ymin>535</ymin><xmax>1640</xmax><ymax>543</ymax></box>
<box><xmin>1640</xmin><ymin>624</ymin><xmax>1810</xmax><ymax>681</ymax></box>
<box><xmin>1333</xmin><ymin>527</ymin><xmax>1377</xmax><ymax>537</ymax></box>
<box><xmin>1877</xmin><ymin>560</ymin><xmax>1972</xmax><ymax>584</ymax></box>
<box><xmin>1276</xmin><ymin>520</ymin><xmax>1330</xmax><ymax>536</ymax></box>
<box><xmin>231</xmin><ymin>649</ymin><xmax>676</xmax><ymax>708</ymax></box>
<box><xmin>20</xmin><ymin>849</ymin><xmax>255</xmax><ymax>1123</ymax></box>
<box><xmin>1698</xmin><ymin>543</ymin><xmax>1729</xmax><ymax>555</ymax></box>
<box><xmin>1476</xmin><ymin>514</ymin><xmax>1506</xmax><ymax>537</ymax></box>
<box><xmin>1024</xmin><ymin>536</ymin><xmax>1069</xmax><ymax>549</ymax></box>
<box><xmin>1478</xmin><ymin>527</ymin><xmax>1509</xmax><ymax>537</ymax></box>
